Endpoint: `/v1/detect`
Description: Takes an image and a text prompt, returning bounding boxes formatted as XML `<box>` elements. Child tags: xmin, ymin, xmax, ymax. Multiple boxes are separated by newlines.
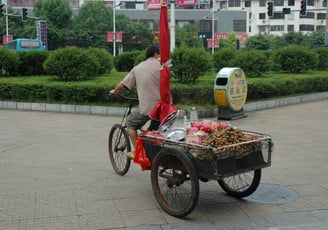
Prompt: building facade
<box><xmin>6</xmin><ymin>0</ymin><xmax>328</xmax><ymax>37</ymax></box>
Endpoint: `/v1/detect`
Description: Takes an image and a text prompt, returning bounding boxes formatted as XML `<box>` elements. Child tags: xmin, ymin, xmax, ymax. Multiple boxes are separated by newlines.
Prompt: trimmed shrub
<box><xmin>171</xmin><ymin>46</ymin><xmax>211</xmax><ymax>83</ymax></box>
<box><xmin>230</xmin><ymin>50</ymin><xmax>270</xmax><ymax>77</ymax></box>
<box><xmin>43</xmin><ymin>46</ymin><xmax>99</xmax><ymax>81</ymax></box>
<box><xmin>273</xmin><ymin>45</ymin><xmax>318</xmax><ymax>73</ymax></box>
<box><xmin>85</xmin><ymin>47</ymin><xmax>114</xmax><ymax>75</ymax></box>
<box><xmin>17</xmin><ymin>51</ymin><xmax>48</xmax><ymax>76</ymax></box>
<box><xmin>315</xmin><ymin>47</ymin><xmax>328</xmax><ymax>71</ymax></box>
<box><xmin>114</xmin><ymin>50</ymin><xmax>141</xmax><ymax>72</ymax></box>
<box><xmin>212</xmin><ymin>48</ymin><xmax>237</xmax><ymax>71</ymax></box>
<box><xmin>0</xmin><ymin>48</ymin><xmax>21</xmax><ymax>76</ymax></box>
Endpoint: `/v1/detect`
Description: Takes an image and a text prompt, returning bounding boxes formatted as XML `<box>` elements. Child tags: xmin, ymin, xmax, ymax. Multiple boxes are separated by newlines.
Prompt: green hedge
<box><xmin>1</xmin><ymin>74</ymin><xmax>327</xmax><ymax>107</ymax></box>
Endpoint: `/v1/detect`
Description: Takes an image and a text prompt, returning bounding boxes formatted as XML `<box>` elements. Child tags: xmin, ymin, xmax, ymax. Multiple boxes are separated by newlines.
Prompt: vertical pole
<box><xmin>5</xmin><ymin>0</ymin><xmax>9</xmax><ymax>43</ymax></box>
<box><xmin>113</xmin><ymin>0</ymin><xmax>116</xmax><ymax>56</ymax></box>
<box><xmin>170</xmin><ymin>0</ymin><xmax>175</xmax><ymax>52</ymax></box>
<box><xmin>211</xmin><ymin>5</ymin><xmax>214</xmax><ymax>54</ymax></box>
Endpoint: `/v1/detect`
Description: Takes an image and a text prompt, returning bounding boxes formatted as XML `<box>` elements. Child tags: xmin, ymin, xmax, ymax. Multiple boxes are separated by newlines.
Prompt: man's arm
<box><xmin>109</xmin><ymin>82</ymin><xmax>125</xmax><ymax>96</ymax></box>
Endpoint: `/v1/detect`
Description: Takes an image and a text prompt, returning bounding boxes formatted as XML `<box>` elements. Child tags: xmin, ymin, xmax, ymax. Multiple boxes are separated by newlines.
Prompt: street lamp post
<box><xmin>204</xmin><ymin>6</ymin><xmax>216</xmax><ymax>54</ymax></box>
<box><xmin>170</xmin><ymin>0</ymin><xmax>176</xmax><ymax>52</ymax></box>
<box><xmin>211</xmin><ymin>6</ymin><xmax>214</xmax><ymax>54</ymax></box>
<box><xmin>113</xmin><ymin>0</ymin><xmax>117</xmax><ymax>57</ymax></box>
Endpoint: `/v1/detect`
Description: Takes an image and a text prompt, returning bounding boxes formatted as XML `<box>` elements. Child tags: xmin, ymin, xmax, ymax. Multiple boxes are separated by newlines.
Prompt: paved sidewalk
<box><xmin>1</xmin><ymin>99</ymin><xmax>328</xmax><ymax>229</ymax></box>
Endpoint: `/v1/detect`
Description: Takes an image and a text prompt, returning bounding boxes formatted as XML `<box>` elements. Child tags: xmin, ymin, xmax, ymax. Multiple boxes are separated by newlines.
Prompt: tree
<box><xmin>245</xmin><ymin>34</ymin><xmax>272</xmax><ymax>50</ymax></box>
<box><xmin>175</xmin><ymin>23</ymin><xmax>203</xmax><ymax>48</ymax></box>
<box><xmin>34</xmin><ymin>0</ymin><xmax>73</xmax><ymax>50</ymax></box>
<box><xmin>69</xmin><ymin>1</ymin><xmax>112</xmax><ymax>48</ymax></box>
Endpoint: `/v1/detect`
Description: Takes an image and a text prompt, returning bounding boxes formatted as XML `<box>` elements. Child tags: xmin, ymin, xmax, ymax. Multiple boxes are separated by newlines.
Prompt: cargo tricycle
<box><xmin>108</xmin><ymin>95</ymin><xmax>273</xmax><ymax>218</ymax></box>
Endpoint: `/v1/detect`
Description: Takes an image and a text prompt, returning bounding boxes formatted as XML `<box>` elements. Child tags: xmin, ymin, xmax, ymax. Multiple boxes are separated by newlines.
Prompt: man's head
<box><xmin>146</xmin><ymin>45</ymin><xmax>160</xmax><ymax>59</ymax></box>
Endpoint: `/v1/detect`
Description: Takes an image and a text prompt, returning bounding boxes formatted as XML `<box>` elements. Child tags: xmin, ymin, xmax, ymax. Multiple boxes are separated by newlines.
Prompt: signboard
<box><xmin>147</xmin><ymin>0</ymin><xmax>167</xmax><ymax>10</ymax></box>
<box><xmin>207</xmin><ymin>39</ymin><xmax>219</xmax><ymax>48</ymax></box>
<box><xmin>2</xmin><ymin>35</ymin><xmax>13</xmax><ymax>44</ymax></box>
<box><xmin>215</xmin><ymin>33</ymin><xmax>249</xmax><ymax>42</ymax></box>
<box><xmin>106</xmin><ymin>32</ymin><xmax>123</xmax><ymax>42</ymax></box>
<box><xmin>36</xmin><ymin>20</ymin><xmax>47</xmax><ymax>49</ymax></box>
<box><xmin>177</xmin><ymin>0</ymin><xmax>197</xmax><ymax>6</ymax></box>
<box><xmin>227</xmin><ymin>68</ymin><xmax>247</xmax><ymax>111</ymax></box>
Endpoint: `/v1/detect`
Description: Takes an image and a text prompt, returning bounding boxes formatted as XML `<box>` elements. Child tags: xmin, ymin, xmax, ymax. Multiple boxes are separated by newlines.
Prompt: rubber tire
<box><xmin>108</xmin><ymin>124</ymin><xmax>131</xmax><ymax>176</ymax></box>
<box><xmin>218</xmin><ymin>169</ymin><xmax>261</xmax><ymax>198</ymax></box>
<box><xmin>151</xmin><ymin>148</ymin><xmax>199</xmax><ymax>218</ymax></box>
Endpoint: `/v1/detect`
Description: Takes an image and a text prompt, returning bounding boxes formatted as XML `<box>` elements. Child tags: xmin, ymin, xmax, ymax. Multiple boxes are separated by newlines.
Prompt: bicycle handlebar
<box><xmin>109</xmin><ymin>92</ymin><xmax>138</xmax><ymax>102</ymax></box>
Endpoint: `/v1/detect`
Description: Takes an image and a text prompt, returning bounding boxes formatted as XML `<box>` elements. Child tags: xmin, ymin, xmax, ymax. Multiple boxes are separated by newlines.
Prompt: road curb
<box><xmin>1</xmin><ymin>91</ymin><xmax>328</xmax><ymax>118</ymax></box>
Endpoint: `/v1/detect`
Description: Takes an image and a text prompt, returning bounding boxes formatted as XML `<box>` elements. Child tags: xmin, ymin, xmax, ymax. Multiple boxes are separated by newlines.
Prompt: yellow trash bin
<box><xmin>214</xmin><ymin>67</ymin><xmax>247</xmax><ymax>119</ymax></box>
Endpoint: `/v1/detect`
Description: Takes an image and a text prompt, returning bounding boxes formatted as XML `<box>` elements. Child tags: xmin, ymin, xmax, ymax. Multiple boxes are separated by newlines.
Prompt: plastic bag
<box><xmin>133</xmin><ymin>137</ymin><xmax>151</xmax><ymax>171</ymax></box>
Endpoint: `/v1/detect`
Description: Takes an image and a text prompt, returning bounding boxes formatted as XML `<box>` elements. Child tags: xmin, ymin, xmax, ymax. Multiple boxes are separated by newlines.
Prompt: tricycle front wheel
<box><xmin>151</xmin><ymin>148</ymin><xmax>199</xmax><ymax>218</ymax></box>
<box><xmin>108</xmin><ymin>124</ymin><xmax>131</xmax><ymax>176</ymax></box>
<box><xmin>218</xmin><ymin>169</ymin><xmax>261</xmax><ymax>198</ymax></box>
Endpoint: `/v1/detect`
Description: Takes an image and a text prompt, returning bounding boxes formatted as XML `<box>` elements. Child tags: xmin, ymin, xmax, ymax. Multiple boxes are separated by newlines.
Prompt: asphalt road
<box><xmin>1</xmin><ymin>99</ymin><xmax>328</xmax><ymax>230</ymax></box>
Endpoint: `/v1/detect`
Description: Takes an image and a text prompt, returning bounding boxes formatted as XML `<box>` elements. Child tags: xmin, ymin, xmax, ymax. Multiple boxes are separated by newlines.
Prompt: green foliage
<box><xmin>175</xmin><ymin>23</ymin><xmax>203</xmax><ymax>48</ymax></box>
<box><xmin>114</xmin><ymin>50</ymin><xmax>141</xmax><ymax>72</ymax></box>
<box><xmin>85</xmin><ymin>47</ymin><xmax>114</xmax><ymax>75</ymax></box>
<box><xmin>69</xmin><ymin>1</ymin><xmax>112</xmax><ymax>48</ymax></box>
<box><xmin>171</xmin><ymin>46</ymin><xmax>211</xmax><ymax>83</ymax></box>
<box><xmin>34</xmin><ymin>0</ymin><xmax>73</xmax><ymax>50</ymax></box>
<box><xmin>1</xmin><ymin>73</ymin><xmax>328</xmax><ymax>107</ymax></box>
<box><xmin>315</xmin><ymin>47</ymin><xmax>328</xmax><ymax>70</ymax></box>
<box><xmin>245</xmin><ymin>35</ymin><xmax>272</xmax><ymax>50</ymax></box>
<box><xmin>230</xmin><ymin>50</ymin><xmax>270</xmax><ymax>77</ymax></box>
<box><xmin>17</xmin><ymin>51</ymin><xmax>49</xmax><ymax>76</ymax></box>
<box><xmin>0</xmin><ymin>49</ymin><xmax>21</xmax><ymax>76</ymax></box>
<box><xmin>273</xmin><ymin>45</ymin><xmax>318</xmax><ymax>73</ymax></box>
<box><xmin>247</xmin><ymin>75</ymin><xmax>328</xmax><ymax>99</ymax></box>
<box><xmin>43</xmin><ymin>46</ymin><xmax>99</xmax><ymax>81</ymax></box>
<box><xmin>212</xmin><ymin>48</ymin><xmax>237</xmax><ymax>71</ymax></box>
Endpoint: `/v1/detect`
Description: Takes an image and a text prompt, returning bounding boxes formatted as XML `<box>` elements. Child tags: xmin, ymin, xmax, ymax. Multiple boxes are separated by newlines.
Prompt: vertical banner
<box><xmin>36</xmin><ymin>20</ymin><xmax>48</xmax><ymax>50</ymax></box>
<box><xmin>2</xmin><ymin>35</ymin><xmax>13</xmax><ymax>44</ymax></box>
<box><xmin>207</xmin><ymin>39</ymin><xmax>219</xmax><ymax>48</ymax></box>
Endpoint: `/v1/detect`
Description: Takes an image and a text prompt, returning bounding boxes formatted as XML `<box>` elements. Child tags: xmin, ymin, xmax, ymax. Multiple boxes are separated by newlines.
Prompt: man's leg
<box><xmin>127</xmin><ymin>128</ymin><xmax>138</xmax><ymax>148</ymax></box>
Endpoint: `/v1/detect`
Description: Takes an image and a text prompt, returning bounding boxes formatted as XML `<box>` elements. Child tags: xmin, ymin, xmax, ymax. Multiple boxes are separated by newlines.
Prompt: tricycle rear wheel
<box><xmin>218</xmin><ymin>169</ymin><xmax>261</xmax><ymax>198</ymax></box>
<box><xmin>151</xmin><ymin>148</ymin><xmax>199</xmax><ymax>218</ymax></box>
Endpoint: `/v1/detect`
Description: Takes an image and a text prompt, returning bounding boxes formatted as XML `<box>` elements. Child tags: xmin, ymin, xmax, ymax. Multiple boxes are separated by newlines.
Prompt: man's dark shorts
<box><xmin>126</xmin><ymin>110</ymin><xmax>160</xmax><ymax>131</ymax></box>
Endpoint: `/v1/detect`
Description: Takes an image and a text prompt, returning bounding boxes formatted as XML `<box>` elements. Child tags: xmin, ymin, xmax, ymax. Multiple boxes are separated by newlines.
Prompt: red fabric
<box><xmin>133</xmin><ymin>137</ymin><xmax>151</xmax><ymax>171</ymax></box>
<box><xmin>149</xmin><ymin>4</ymin><xmax>178</xmax><ymax>131</ymax></box>
<box><xmin>159</xmin><ymin>4</ymin><xmax>170</xmax><ymax>65</ymax></box>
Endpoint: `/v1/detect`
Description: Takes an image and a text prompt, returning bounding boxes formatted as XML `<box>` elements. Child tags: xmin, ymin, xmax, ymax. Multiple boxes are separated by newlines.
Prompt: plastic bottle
<box><xmin>189</xmin><ymin>107</ymin><xmax>198</xmax><ymax>123</ymax></box>
<box><xmin>183</xmin><ymin>115</ymin><xmax>190</xmax><ymax>129</ymax></box>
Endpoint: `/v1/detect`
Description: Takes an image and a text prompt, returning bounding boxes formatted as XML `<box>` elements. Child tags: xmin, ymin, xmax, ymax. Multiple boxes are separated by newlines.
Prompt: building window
<box><xmin>323</xmin><ymin>0</ymin><xmax>327</xmax><ymax>7</ymax></box>
<box><xmin>317</xmin><ymin>13</ymin><xmax>326</xmax><ymax>20</ymax></box>
<box><xmin>245</xmin><ymin>0</ymin><xmax>251</xmax><ymax>7</ymax></box>
<box><xmin>300</xmin><ymin>12</ymin><xmax>315</xmax><ymax>19</ymax></box>
<box><xmin>288</xmin><ymin>0</ymin><xmax>295</xmax><ymax>6</ymax></box>
<box><xmin>299</xmin><ymin>24</ymin><xmax>315</xmax><ymax>31</ymax></box>
<box><xmin>259</xmin><ymin>13</ymin><xmax>266</xmax><ymax>20</ymax></box>
<box><xmin>233</xmin><ymin>19</ymin><xmax>246</xmax><ymax>32</ymax></box>
<box><xmin>306</xmin><ymin>0</ymin><xmax>314</xmax><ymax>6</ymax></box>
<box><xmin>200</xmin><ymin>20</ymin><xmax>211</xmax><ymax>32</ymax></box>
<box><xmin>228</xmin><ymin>0</ymin><xmax>241</xmax><ymax>7</ymax></box>
<box><xmin>316</xmin><ymin>26</ymin><xmax>325</xmax><ymax>31</ymax></box>
<box><xmin>259</xmin><ymin>0</ymin><xmax>266</xmax><ymax>7</ymax></box>
<box><xmin>259</xmin><ymin>25</ymin><xmax>266</xmax><ymax>33</ymax></box>
<box><xmin>273</xmin><ymin>0</ymin><xmax>284</xmax><ymax>6</ymax></box>
<box><xmin>287</xmin><ymin>24</ymin><xmax>294</xmax><ymax>32</ymax></box>
<box><xmin>220</xmin><ymin>1</ymin><xmax>227</xmax><ymax>9</ymax></box>
<box><xmin>270</xmin><ymin>25</ymin><xmax>284</xmax><ymax>31</ymax></box>
<box><xmin>272</xmin><ymin>12</ymin><xmax>285</xmax><ymax>19</ymax></box>
<box><xmin>125</xmin><ymin>2</ymin><xmax>136</xmax><ymax>9</ymax></box>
